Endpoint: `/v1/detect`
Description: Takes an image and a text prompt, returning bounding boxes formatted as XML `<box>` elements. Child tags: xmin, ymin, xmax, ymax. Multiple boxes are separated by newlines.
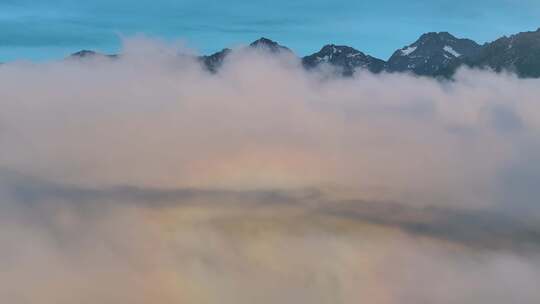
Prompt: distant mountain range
<box><xmin>68</xmin><ymin>28</ymin><xmax>540</xmax><ymax>78</ymax></box>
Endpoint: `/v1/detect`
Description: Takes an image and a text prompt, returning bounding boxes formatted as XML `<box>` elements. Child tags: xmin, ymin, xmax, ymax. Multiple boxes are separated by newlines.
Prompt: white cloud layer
<box><xmin>1</xmin><ymin>38</ymin><xmax>539</xmax><ymax>303</ymax></box>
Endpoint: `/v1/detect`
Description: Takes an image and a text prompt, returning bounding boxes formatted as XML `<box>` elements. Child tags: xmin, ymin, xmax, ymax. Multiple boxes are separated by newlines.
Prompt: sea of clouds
<box><xmin>1</xmin><ymin>37</ymin><xmax>539</xmax><ymax>303</ymax></box>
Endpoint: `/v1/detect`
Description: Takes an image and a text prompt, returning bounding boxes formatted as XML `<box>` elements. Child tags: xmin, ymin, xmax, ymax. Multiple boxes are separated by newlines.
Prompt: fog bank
<box><xmin>1</xmin><ymin>38</ymin><xmax>539</xmax><ymax>303</ymax></box>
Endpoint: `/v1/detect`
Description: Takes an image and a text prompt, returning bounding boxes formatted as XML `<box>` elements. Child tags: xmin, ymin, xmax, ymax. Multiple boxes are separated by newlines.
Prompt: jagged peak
<box><xmin>510</xmin><ymin>28</ymin><xmax>540</xmax><ymax>38</ymax></box>
<box><xmin>415</xmin><ymin>32</ymin><xmax>460</xmax><ymax>45</ymax></box>
<box><xmin>250</xmin><ymin>37</ymin><xmax>278</xmax><ymax>47</ymax></box>
<box><xmin>70</xmin><ymin>50</ymin><xmax>98</xmax><ymax>57</ymax></box>
<box><xmin>421</xmin><ymin>31</ymin><xmax>454</xmax><ymax>38</ymax></box>
<box><xmin>249</xmin><ymin>37</ymin><xmax>291</xmax><ymax>53</ymax></box>
<box><xmin>205</xmin><ymin>48</ymin><xmax>231</xmax><ymax>57</ymax></box>
<box><xmin>68</xmin><ymin>49</ymin><xmax>117</xmax><ymax>60</ymax></box>
<box><xmin>413</xmin><ymin>32</ymin><xmax>479</xmax><ymax>47</ymax></box>
<box><xmin>319</xmin><ymin>44</ymin><xmax>363</xmax><ymax>54</ymax></box>
<box><xmin>393</xmin><ymin>31</ymin><xmax>480</xmax><ymax>58</ymax></box>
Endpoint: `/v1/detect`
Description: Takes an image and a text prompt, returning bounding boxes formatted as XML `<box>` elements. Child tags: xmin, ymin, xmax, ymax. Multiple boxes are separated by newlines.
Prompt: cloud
<box><xmin>0</xmin><ymin>37</ymin><xmax>539</xmax><ymax>303</ymax></box>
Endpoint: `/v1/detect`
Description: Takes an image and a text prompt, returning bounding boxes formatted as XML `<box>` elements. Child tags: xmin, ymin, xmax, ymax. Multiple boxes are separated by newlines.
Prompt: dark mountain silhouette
<box><xmin>199</xmin><ymin>37</ymin><xmax>291</xmax><ymax>72</ymax></box>
<box><xmin>66</xmin><ymin>28</ymin><xmax>540</xmax><ymax>78</ymax></box>
<box><xmin>200</xmin><ymin>48</ymin><xmax>231</xmax><ymax>73</ymax></box>
<box><xmin>302</xmin><ymin>44</ymin><xmax>386</xmax><ymax>76</ymax></box>
<box><xmin>68</xmin><ymin>50</ymin><xmax>118</xmax><ymax>59</ymax></box>
<box><xmin>386</xmin><ymin>32</ymin><xmax>481</xmax><ymax>77</ymax></box>
<box><xmin>249</xmin><ymin>37</ymin><xmax>292</xmax><ymax>53</ymax></box>
<box><xmin>467</xmin><ymin>28</ymin><xmax>540</xmax><ymax>78</ymax></box>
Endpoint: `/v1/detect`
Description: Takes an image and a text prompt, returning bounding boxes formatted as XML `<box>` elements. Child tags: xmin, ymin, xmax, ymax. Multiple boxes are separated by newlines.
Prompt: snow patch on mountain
<box><xmin>443</xmin><ymin>45</ymin><xmax>461</xmax><ymax>57</ymax></box>
<box><xmin>400</xmin><ymin>46</ymin><xmax>417</xmax><ymax>56</ymax></box>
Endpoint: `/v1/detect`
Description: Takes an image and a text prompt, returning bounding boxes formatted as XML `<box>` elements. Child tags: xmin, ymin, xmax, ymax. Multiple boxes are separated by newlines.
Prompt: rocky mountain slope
<box><xmin>468</xmin><ymin>28</ymin><xmax>540</xmax><ymax>78</ymax></box>
<box><xmin>200</xmin><ymin>37</ymin><xmax>291</xmax><ymax>72</ymax></box>
<box><xmin>302</xmin><ymin>44</ymin><xmax>386</xmax><ymax>76</ymax></box>
<box><xmin>386</xmin><ymin>32</ymin><xmax>481</xmax><ymax>77</ymax></box>
<box><xmin>67</xmin><ymin>28</ymin><xmax>540</xmax><ymax>79</ymax></box>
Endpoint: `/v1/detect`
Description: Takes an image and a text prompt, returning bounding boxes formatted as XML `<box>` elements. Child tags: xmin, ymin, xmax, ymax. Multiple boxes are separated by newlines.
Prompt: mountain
<box><xmin>248</xmin><ymin>37</ymin><xmax>292</xmax><ymax>53</ymax></box>
<box><xmin>201</xmin><ymin>37</ymin><xmax>291</xmax><ymax>72</ymax></box>
<box><xmin>68</xmin><ymin>50</ymin><xmax>118</xmax><ymax>59</ymax></box>
<box><xmin>65</xmin><ymin>28</ymin><xmax>540</xmax><ymax>78</ymax></box>
<box><xmin>302</xmin><ymin>44</ymin><xmax>386</xmax><ymax>76</ymax></box>
<box><xmin>200</xmin><ymin>48</ymin><xmax>231</xmax><ymax>73</ymax></box>
<box><xmin>469</xmin><ymin>28</ymin><xmax>540</xmax><ymax>78</ymax></box>
<box><xmin>387</xmin><ymin>32</ymin><xmax>481</xmax><ymax>77</ymax></box>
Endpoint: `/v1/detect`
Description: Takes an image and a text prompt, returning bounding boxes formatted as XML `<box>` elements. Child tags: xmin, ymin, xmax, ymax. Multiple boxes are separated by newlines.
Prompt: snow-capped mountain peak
<box><xmin>302</xmin><ymin>44</ymin><xmax>386</xmax><ymax>75</ymax></box>
<box><xmin>387</xmin><ymin>32</ymin><xmax>481</xmax><ymax>76</ymax></box>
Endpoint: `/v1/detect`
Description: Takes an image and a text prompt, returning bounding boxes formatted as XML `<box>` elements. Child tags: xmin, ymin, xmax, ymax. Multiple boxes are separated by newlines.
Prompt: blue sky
<box><xmin>1</xmin><ymin>0</ymin><xmax>540</xmax><ymax>61</ymax></box>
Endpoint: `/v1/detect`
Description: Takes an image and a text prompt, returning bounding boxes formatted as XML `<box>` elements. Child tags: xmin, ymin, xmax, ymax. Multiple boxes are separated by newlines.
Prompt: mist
<box><xmin>1</xmin><ymin>38</ymin><xmax>539</xmax><ymax>303</ymax></box>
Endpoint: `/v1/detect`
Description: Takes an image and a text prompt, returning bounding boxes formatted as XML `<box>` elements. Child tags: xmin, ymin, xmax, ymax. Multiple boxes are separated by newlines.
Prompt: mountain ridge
<box><xmin>386</xmin><ymin>31</ymin><xmax>482</xmax><ymax>77</ymax></box>
<box><xmin>66</xmin><ymin>28</ymin><xmax>540</xmax><ymax>78</ymax></box>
